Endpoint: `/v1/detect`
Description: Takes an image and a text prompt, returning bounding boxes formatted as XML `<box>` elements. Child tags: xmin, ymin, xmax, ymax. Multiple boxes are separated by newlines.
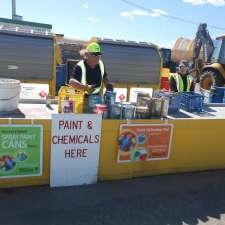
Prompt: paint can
<box><xmin>136</xmin><ymin>92</ymin><xmax>150</xmax><ymax>107</ymax></box>
<box><xmin>109</xmin><ymin>103</ymin><xmax>122</xmax><ymax>119</ymax></box>
<box><xmin>121</xmin><ymin>103</ymin><xmax>135</xmax><ymax>119</ymax></box>
<box><xmin>135</xmin><ymin>106</ymin><xmax>150</xmax><ymax>119</ymax></box>
<box><xmin>94</xmin><ymin>104</ymin><xmax>108</xmax><ymax>118</ymax></box>
<box><xmin>88</xmin><ymin>95</ymin><xmax>103</xmax><ymax>109</ymax></box>
<box><xmin>104</xmin><ymin>91</ymin><xmax>116</xmax><ymax>106</ymax></box>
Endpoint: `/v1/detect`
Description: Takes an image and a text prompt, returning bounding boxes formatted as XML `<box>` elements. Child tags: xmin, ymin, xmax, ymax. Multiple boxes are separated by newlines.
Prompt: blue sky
<box><xmin>0</xmin><ymin>0</ymin><xmax>225</xmax><ymax>47</ymax></box>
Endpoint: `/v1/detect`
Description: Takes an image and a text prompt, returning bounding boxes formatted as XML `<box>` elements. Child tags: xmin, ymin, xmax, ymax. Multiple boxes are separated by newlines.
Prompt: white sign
<box><xmin>20</xmin><ymin>83</ymin><xmax>49</xmax><ymax>100</ymax></box>
<box><xmin>103</xmin><ymin>87</ymin><xmax>127</xmax><ymax>102</ymax></box>
<box><xmin>114</xmin><ymin>88</ymin><xmax>128</xmax><ymax>102</ymax></box>
<box><xmin>129</xmin><ymin>88</ymin><xmax>153</xmax><ymax>103</ymax></box>
<box><xmin>50</xmin><ymin>114</ymin><xmax>102</xmax><ymax>187</ymax></box>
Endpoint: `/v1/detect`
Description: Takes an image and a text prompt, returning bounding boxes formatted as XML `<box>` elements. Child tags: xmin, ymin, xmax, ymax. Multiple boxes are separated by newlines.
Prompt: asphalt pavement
<box><xmin>1</xmin><ymin>170</ymin><xmax>225</xmax><ymax>225</ymax></box>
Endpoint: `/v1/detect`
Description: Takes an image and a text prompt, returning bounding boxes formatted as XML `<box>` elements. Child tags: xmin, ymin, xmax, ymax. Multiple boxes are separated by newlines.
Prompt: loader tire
<box><xmin>200</xmin><ymin>70</ymin><xmax>225</xmax><ymax>90</ymax></box>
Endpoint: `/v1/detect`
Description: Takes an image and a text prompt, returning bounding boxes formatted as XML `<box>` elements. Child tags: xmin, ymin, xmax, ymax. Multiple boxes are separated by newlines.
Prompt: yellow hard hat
<box><xmin>86</xmin><ymin>42</ymin><xmax>102</xmax><ymax>55</ymax></box>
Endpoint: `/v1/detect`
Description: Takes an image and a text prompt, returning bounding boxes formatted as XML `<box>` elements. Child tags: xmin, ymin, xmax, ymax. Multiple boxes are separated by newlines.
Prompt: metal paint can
<box><xmin>109</xmin><ymin>103</ymin><xmax>122</xmax><ymax>119</ymax></box>
<box><xmin>121</xmin><ymin>103</ymin><xmax>135</xmax><ymax>119</ymax></box>
<box><xmin>88</xmin><ymin>95</ymin><xmax>102</xmax><ymax>108</ymax></box>
<box><xmin>135</xmin><ymin>106</ymin><xmax>150</xmax><ymax>119</ymax></box>
<box><xmin>104</xmin><ymin>91</ymin><xmax>116</xmax><ymax>106</ymax></box>
<box><xmin>149</xmin><ymin>98</ymin><xmax>163</xmax><ymax>117</ymax></box>
<box><xmin>136</xmin><ymin>92</ymin><xmax>150</xmax><ymax>107</ymax></box>
<box><xmin>94</xmin><ymin>104</ymin><xmax>108</xmax><ymax>118</ymax></box>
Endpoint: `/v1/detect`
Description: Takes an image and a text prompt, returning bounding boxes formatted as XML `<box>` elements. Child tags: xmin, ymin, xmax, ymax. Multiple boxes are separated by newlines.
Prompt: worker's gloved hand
<box><xmin>195</xmin><ymin>78</ymin><xmax>200</xmax><ymax>83</ymax></box>
<box><xmin>106</xmin><ymin>83</ymin><xmax>114</xmax><ymax>91</ymax></box>
<box><xmin>85</xmin><ymin>85</ymin><xmax>95</xmax><ymax>94</ymax></box>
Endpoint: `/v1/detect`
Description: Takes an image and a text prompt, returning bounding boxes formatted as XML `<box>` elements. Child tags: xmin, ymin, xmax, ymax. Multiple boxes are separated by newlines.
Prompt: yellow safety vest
<box><xmin>77</xmin><ymin>60</ymin><xmax>105</xmax><ymax>94</ymax></box>
<box><xmin>169</xmin><ymin>73</ymin><xmax>193</xmax><ymax>92</ymax></box>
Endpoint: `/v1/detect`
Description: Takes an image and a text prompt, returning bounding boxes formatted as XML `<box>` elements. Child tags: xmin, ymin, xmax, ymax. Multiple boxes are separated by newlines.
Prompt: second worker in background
<box><xmin>169</xmin><ymin>60</ymin><xmax>195</xmax><ymax>92</ymax></box>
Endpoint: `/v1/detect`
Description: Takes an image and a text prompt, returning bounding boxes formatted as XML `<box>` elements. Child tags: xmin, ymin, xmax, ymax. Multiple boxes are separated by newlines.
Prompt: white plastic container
<box><xmin>0</xmin><ymin>79</ymin><xmax>21</xmax><ymax>113</ymax></box>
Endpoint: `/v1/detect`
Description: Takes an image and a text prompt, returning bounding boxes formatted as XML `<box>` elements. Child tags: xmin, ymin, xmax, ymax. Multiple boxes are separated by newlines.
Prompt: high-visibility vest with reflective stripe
<box><xmin>77</xmin><ymin>60</ymin><xmax>105</xmax><ymax>94</ymax></box>
<box><xmin>169</xmin><ymin>73</ymin><xmax>193</xmax><ymax>92</ymax></box>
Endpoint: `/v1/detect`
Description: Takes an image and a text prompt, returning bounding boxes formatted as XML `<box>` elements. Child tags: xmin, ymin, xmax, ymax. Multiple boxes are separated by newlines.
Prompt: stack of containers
<box><xmin>135</xmin><ymin>92</ymin><xmax>151</xmax><ymax>119</ymax></box>
<box><xmin>94</xmin><ymin>104</ymin><xmax>108</xmax><ymax>118</ymax></box>
<box><xmin>136</xmin><ymin>92</ymin><xmax>169</xmax><ymax>118</ymax></box>
<box><xmin>160</xmin><ymin>68</ymin><xmax>170</xmax><ymax>91</ymax></box>
<box><xmin>153</xmin><ymin>90</ymin><xmax>181</xmax><ymax>114</ymax></box>
<box><xmin>109</xmin><ymin>103</ymin><xmax>122</xmax><ymax>119</ymax></box>
<box><xmin>88</xmin><ymin>95</ymin><xmax>103</xmax><ymax>111</ymax></box>
<box><xmin>148</xmin><ymin>97</ymin><xmax>169</xmax><ymax>118</ymax></box>
<box><xmin>104</xmin><ymin>91</ymin><xmax>136</xmax><ymax>119</ymax></box>
<box><xmin>104</xmin><ymin>91</ymin><xmax>117</xmax><ymax>119</ymax></box>
<box><xmin>121</xmin><ymin>103</ymin><xmax>135</xmax><ymax>119</ymax></box>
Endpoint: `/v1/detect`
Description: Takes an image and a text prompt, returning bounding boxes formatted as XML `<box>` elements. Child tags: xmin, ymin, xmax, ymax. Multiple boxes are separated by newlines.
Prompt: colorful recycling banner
<box><xmin>0</xmin><ymin>125</ymin><xmax>43</xmax><ymax>178</ymax></box>
<box><xmin>117</xmin><ymin>124</ymin><xmax>173</xmax><ymax>163</ymax></box>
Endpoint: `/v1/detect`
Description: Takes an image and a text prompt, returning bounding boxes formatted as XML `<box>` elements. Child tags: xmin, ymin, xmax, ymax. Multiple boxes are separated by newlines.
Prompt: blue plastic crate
<box><xmin>166</xmin><ymin>93</ymin><xmax>181</xmax><ymax>114</ymax></box>
<box><xmin>153</xmin><ymin>91</ymin><xmax>181</xmax><ymax>114</ymax></box>
<box><xmin>215</xmin><ymin>87</ymin><xmax>225</xmax><ymax>97</ymax></box>
<box><xmin>209</xmin><ymin>95</ymin><xmax>223</xmax><ymax>103</ymax></box>
<box><xmin>181</xmin><ymin>92</ymin><xmax>204</xmax><ymax>112</ymax></box>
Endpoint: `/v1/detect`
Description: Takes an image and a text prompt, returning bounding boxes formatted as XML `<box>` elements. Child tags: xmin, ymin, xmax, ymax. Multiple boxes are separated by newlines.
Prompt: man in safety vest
<box><xmin>69</xmin><ymin>42</ymin><xmax>113</xmax><ymax>95</ymax></box>
<box><xmin>169</xmin><ymin>60</ymin><xmax>195</xmax><ymax>92</ymax></box>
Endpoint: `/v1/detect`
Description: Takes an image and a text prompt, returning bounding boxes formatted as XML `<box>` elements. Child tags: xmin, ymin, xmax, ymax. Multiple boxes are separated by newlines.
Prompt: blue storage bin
<box><xmin>209</xmin><ymin>95</ymin><xmax>223</xmax><ymax>103</ymax></box>
<box><xmin>56</xmin><ymin>64</ymin><xmax>67</xmax><ymax>91</ymax></box>
<box><xmin>167</xmin><ymin>94</ymin><xmax>182</xmax><ymax>114</ymax></box>
<box><xmin>181</xmin><ymin>92</ymin><xmax>204</xmax><ymax>112</ymax></box>
<box><xmin>215</xmin><ymin>87</ymin><xmax>225</xmax><ymax>97</ymax></box>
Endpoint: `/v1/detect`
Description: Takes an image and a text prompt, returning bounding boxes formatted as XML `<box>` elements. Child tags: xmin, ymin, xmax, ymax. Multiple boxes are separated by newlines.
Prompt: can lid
<box><xmin>111</xmin><ymin>103</ymin><xmax>121</xmax><ymax>107</ymax></box>
<box><xmin>105</xmin><ymin>91</ymin><xmax>116</xmax><ymax>94</ymax></box>
<box><xmin>136</xmin><ymin>106</ymin><xmax>149</xmax><ymax>113</ymax></box>
<box><xmin>95</xmin><ymin>104</ymin><xmax>108</xmax><ymax>110</ymax></box>
<box><xmin>122</xmin><ymin>103</ymin><xmax>135</xmax><ymax>109</ymax></box>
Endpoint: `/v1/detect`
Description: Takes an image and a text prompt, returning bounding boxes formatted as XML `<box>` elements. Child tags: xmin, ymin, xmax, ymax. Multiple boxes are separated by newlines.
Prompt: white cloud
<box><xmin>131</xmin><ymin>9</ymin><xmax>149</xmax><ymax>16</ymax></box>
<box><xmin>87</xmin><ymin>17</ymin><xmax>101</xmax><ymax>22</ymax></box>
<box><xmin>150</xmin><ymin>9</ymin><xmax>168</xmax><ymax>17</ymax></box>
<box><xmin>120</xmin><ymin>9</ymin><xmax>149</xmax><ymax>19</ymax></box>
<box><xmin>83</xmin><ymin>4</ymin><xmax>89</xmax><ymax>8</ymax></box>
<box><xmin>183</xmin><ymin>0</ymin><xmax>225</xmax><ymax>6</ymax></box>
<box><xmin>120</xmin><ymin>11</ymin><xmax>135</xmax><ymax>20</ymax></box>
<box><xmin>120</xmin><ymin>8</ymin><xmax>168</xmax><ymax>19</ymax></box>
<box><xmin>183</xmin><ymin>0</ymin><xmax>206</xmax><ymax>5</ymax></box>
<box><xmin>207</xmin><ymin>0</ymin><xmax>225</xmax><ymax>6</ymax></box>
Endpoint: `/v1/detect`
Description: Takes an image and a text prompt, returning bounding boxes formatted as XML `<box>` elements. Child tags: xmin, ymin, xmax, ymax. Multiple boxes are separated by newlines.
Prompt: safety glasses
<box><xmin>90</xmin><ymin>52</ymin><xmax>102</xmax><ymax>56</ymax></box>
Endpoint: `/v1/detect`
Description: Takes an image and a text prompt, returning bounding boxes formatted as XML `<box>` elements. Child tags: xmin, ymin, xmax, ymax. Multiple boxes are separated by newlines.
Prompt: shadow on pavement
<box><xmin>1</xmin><ymin>170</ymin><xmax>225</xmax><ymax>225</ymax></box>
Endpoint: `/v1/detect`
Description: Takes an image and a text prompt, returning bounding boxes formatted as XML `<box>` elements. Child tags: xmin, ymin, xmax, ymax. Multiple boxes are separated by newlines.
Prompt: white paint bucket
<box><xmin>0</xmin><ymin>79</ymin><xmax>21</xmax><ymax>112</ymax></box>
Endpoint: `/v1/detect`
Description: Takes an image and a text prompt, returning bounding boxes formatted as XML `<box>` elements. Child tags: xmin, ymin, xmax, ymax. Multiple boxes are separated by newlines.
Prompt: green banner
<box><xmin>0</xmin><ymin>125</ymin><xmax>43</xmax><ymax>178</ymax></box>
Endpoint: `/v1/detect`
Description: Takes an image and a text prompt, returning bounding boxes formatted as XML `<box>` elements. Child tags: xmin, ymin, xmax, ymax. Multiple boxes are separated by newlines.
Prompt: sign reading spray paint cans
<box><xmin>0</xmin><ymin>125</ymin><xmax>43</xmax><ymax>178</ymax></box>
<box><xmin>118</xmin><ymin>124</ymin><xmax>173</xmax><ymax>163</ymax></box>
<box><xmin>50</xmin><ymin>114</ymin><xmax>102</xmax><ymax>187</ymax></box>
